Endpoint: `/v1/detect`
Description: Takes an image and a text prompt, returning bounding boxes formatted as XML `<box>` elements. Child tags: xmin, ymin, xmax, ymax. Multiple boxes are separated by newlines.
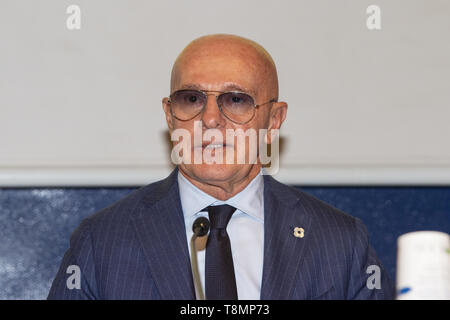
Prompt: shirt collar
<box><xmin>177</xmin><ymin>169</ymin><xmax>264</xmax><ymax>222</ymax></box>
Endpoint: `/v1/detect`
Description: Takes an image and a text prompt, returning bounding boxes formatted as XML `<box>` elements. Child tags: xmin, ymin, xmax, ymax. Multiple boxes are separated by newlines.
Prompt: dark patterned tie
<box><xmin>205</xmin><ymin>205</ymin><xmax>238</xmax><ymax>300</ymax></box>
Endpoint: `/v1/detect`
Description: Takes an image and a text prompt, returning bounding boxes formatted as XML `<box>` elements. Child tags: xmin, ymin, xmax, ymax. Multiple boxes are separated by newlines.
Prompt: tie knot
<box><xmin>205</xmin><ymin>205</ymin><xmax>236</xmax><ymax>230</ymax></box>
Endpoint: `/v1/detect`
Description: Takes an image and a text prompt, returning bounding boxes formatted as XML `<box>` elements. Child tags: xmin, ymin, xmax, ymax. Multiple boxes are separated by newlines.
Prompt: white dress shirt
<box><xmin>177</xmin><ymin>170</ymin><xmax>264</xmax><ymax>300</ymax></box>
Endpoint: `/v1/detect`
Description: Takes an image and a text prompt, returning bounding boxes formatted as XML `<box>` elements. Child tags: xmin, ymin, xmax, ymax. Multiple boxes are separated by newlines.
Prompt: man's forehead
<box><xmin>171</xmin><ymin>34</ymin><xmax>278</xmax><ymax>97</ymax></box>
<box><xmin>172</xmin><ymin>54</ymin><xmax>263</xmax><ymax>93</ymax></box>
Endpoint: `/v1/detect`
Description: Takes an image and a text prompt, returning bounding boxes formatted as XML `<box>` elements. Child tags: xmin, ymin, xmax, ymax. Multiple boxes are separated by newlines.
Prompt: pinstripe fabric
<box><xmin>48</xmin><ymin>167</ymin><xmax>394</xmax><ymax>300</ymax></box>
<box><xmin>260</xmin><ymin>175</ymin><xmax>395</xmax><ymax>299</ymax></box>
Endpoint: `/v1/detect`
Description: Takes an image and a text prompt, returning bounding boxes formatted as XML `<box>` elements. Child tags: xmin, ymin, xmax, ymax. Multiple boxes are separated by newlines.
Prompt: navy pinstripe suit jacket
<box><xmin>48</xmin><ymin>168</ymin><xmax>395</xmax><ymax>300</ymax></box>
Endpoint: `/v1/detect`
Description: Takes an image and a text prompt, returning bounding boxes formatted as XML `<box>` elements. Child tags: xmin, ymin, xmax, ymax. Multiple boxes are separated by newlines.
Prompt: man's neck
<box><xmin>178</xmin><ymin>165</ymin><xmax>262</xmax><ymax>201</ymax></box>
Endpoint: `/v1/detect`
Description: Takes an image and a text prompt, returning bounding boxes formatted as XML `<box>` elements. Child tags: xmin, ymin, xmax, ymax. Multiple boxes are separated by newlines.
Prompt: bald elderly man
<box><xmin>48</xmin><ymin>34</ymin><xmax>395</xmax><ymax>300</ymax></box>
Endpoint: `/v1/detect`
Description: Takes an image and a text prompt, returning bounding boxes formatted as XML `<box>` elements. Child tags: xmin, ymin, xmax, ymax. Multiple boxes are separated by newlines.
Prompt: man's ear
<box><xmin>162</xmin><ymin>97</ymin><xmax>174</xmax><ymax>132</ymax></box>
<box><xmin>266</xmin><ymin>101</ymin><xmax>287</xmax><ymax>144</ymax></box>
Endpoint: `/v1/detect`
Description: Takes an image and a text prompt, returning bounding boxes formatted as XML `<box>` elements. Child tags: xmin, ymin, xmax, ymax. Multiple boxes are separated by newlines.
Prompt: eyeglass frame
<box><xmin>166</xmin><ymin>89</ymin><xmax>278</xmax><ymax>125</ymax></box>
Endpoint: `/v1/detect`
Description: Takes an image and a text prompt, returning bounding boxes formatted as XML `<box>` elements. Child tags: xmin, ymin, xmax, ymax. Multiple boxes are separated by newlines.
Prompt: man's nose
<box><xmin>201</xmin><ymin>94</ymin><xmax>226</xmax><ymax>128</ymax></box>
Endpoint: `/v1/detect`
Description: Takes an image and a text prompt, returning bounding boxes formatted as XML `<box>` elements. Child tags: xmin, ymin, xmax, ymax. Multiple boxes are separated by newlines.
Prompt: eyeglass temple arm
<box><xmin>255</xmin><ymin>98</ymin><xmax>278</xmax><ymax>108</ymax></box>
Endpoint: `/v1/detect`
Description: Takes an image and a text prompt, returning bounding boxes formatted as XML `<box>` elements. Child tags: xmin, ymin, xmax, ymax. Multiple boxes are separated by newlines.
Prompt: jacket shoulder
<box><xmin>265</xmin><ymin>175</ymin><xmax>359</xmax><ymax>231</ymax></box>
<box><xmin>81</xmin><ymin>170</ymin><xmax>178</xmax><ymax>228</ymax></box>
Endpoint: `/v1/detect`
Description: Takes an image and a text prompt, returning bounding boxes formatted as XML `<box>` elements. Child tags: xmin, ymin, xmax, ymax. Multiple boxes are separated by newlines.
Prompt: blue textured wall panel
<box><xmin>0</xmin><ymin>186</ymin><xmax>449</xmax><ymax>299</ymax></box>
<box><xmin>301</xmin><ymin>187</ymin><xmax>450</xmax><ymax>285</ymax></box>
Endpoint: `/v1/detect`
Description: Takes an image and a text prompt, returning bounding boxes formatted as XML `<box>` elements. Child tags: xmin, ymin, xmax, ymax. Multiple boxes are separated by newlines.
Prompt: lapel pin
<box><xmin>293</xmin><ymin>227</ymin><xmax>305</xmax><ymax>238</ymax></box>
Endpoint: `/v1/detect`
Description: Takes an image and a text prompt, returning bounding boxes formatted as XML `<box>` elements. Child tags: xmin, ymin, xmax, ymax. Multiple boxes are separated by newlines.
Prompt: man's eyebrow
<box><xmin>178</xmin><ymin>83</ymin><xmax>257</xmax><ymax>96</ymax></box>
<box><xmin>222</xmin><ymin>83</ymin><xmax>257</xmax><ymax>96</ymax></box>
<box><xmin>177</xmin><ymin>84</ymin><xmax>204</xmax><ymax>91</ymax></box>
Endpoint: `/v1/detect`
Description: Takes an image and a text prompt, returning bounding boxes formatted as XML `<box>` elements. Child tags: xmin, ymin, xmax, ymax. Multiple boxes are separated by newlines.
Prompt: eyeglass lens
<box><xmin>170</xmin><ymin>90</ymin><xmax>256</xmax><ymax>123</ymax></box>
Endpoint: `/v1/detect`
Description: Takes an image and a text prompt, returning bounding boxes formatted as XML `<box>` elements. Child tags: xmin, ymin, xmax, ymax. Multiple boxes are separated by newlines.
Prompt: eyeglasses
<box><xmin>167</xmin><ymin>89</ymin><xmax>277</xmax><ymax>125</ymax></box>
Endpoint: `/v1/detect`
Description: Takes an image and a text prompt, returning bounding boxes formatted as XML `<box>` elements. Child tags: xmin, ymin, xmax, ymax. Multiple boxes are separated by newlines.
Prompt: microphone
<box><xmin>190</xmin><ymin>216</ymin><xmax>210</xmax><ymax>300</ymax></box>
<box><xmin>193</xmin><ymin>217</ymin><xmax>210</xmax><ymax>237</ymax></box>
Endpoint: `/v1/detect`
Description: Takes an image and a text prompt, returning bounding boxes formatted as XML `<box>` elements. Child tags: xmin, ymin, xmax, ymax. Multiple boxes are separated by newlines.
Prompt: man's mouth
<box><xmin>199</xmin><ymin>142</ymin><xmax>232</xmax><ymax>149</ymax></box>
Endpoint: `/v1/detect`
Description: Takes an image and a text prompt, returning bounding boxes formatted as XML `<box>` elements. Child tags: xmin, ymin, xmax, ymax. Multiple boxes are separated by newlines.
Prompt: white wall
<box><xmin>1</xmin><ymin>0</ymin><xmax>449</xmax><ymax>186</ymax></box>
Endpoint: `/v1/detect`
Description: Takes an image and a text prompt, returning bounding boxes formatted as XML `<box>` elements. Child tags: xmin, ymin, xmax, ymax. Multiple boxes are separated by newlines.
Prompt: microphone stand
<box><xmin>190</xmin><ymin>234</ymin><xmax>205</xmax><ymax>300</ymax></box>
<box><xmin>191</xmin><ymin>217</ymin><xmax>210</xmax><ymax>300</ymax></box>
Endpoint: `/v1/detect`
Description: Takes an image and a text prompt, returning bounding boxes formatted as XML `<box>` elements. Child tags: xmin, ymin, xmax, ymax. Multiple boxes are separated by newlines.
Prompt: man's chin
<box><xmin>180</xmin><ymin>163</ymin><xmax>250</xmax><ymax>183</ymax></box>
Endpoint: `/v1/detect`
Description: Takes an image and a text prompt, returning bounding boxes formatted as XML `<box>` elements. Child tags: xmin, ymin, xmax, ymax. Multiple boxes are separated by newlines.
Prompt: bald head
<box><xmin>170</xmin><ymin>34</ymin><xmax>279</xmax><ymax>101</ymax></box>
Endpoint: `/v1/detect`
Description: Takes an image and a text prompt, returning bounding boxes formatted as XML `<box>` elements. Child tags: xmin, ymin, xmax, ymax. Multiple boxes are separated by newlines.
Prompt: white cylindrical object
<box><xmin>396</xmin><ymin>231</ymin><xmax>450</xmax><ymax>300</ymax></box>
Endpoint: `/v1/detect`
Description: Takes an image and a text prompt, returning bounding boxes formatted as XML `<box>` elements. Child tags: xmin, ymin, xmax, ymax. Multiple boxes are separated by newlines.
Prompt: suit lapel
<box><xmin>260</xmin><ymin>175</ymin><xmax>313</xmax><ymax>299</ymax></box>
<box><xmin>131</xmin><ymin>168</ymin><xmax>196</xmax><ymax>299</ymax></box>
